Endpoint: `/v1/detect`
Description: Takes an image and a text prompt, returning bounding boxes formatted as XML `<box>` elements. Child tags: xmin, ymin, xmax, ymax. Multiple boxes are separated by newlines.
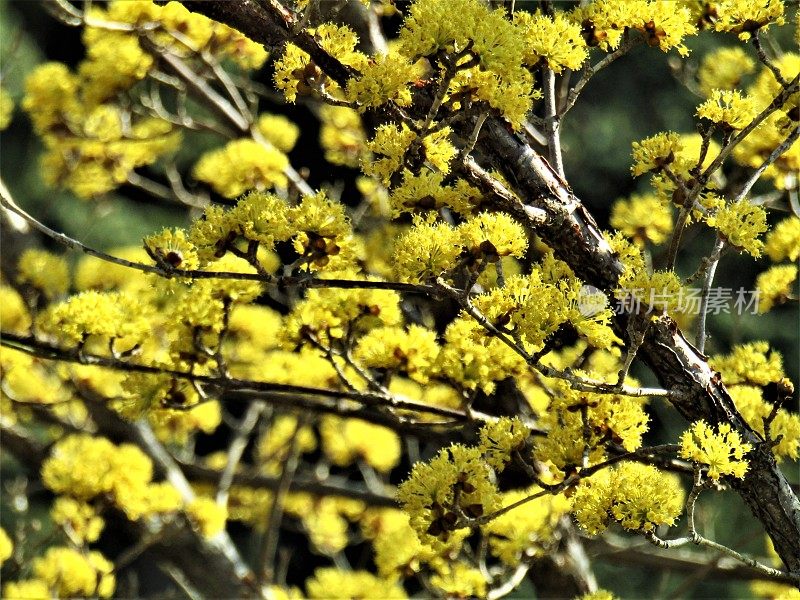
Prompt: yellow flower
<box><xmin>436</xmin><ymin>316</ymin><xmax>526</xmax><ymax>393</ymax></box>
<box><xmin>697</xmin><ymin>89</ymin><xmax>758</xmax><ymax>130</ymax></box>
<box><xmin>398</xmin><ymin>0</ymin><xmax>535</xmax><ymax>128</ymax></box>
<box><xmin>631</xmin><ymin>131</ymin><xmax>682</xmax><ymax>176</ymax></box>
<box><xmin>17</xmin><ymin>249</ymin><xmax>70</xmax><ymax>300</ymax></box>
<box><xmin>756</xmin><ymin>264</ymin><xmax>798</xmax><ymax>312</ymax></box>
<box><xmin>610</xmin><ymin>193</ymin><xmax>673</xmax><ymax>245</ymax></box>
<box><xmin>709</xmin><ymin>0</ymin><xmax>785</xmax><ymax>39</ymax></box>
<box><xmin>515</xmin><ymin>10</ymin><xmax>588</xmax><ymax>73</ymax></box>
<box><xmin>617</xmin><ymin>269</ymin><xmax>685</xmax><ymax>315</ymax></box>
<box><xmin>320</xmin><ymin>417</ymin><xmax>401</xmax><ymax>473</ymax></box>
<box><xmin>186</xmin><ymin>497</ymin><xmax>228</xmax><ymax>538</ymax></box>
<box><xmin>729</xmin><ymin>384</ymin><xmax>800</xmax><ymax>461</ymax></box>
<box><xmin>51</xmin><ymin>497</ymin><xmax>105</xmax><ymax>544</ymax></box>
<box><xmin>0</xmin><ymin>285</ymin><xmax>32</xmax><ymax>334</ymax></box>
<box><xmin>257</xmin><ymin>113</ymin><xmax>300</xmax><ymax>153</ymax></box>
<box><xmin>397</xmin><ymin>444</ymin><xmax>501</xmax><ymax>546</ymax></box>
<box><xmin>430</xmin><ymin>563</ymin><xmax>487</xmax><ymax>598</ymax></box>
<box><xmin>345</xmin><ymin>51</ymin><xmax>416</xmax><ymax>109</ymax></box>
<box><xmin>680</xmin><ymin>420</ymin><xmax>753</xmax><ymax>479</ymax></box>
<box><xmin>319</xmin><ymin>106</ymin><xmax>367</xmax><ymax>167</ymax></box>
<box><xmin>32</xmin><ymin>547</ymin><xmax>115</xmax><ymax>598</ymax></box>
<box><xmin>765</xmin><ymin>216</ymin><xmax>800</xmax><ymax>262</ymax></box>
<box><xmin>305</xmin><ymin>568</ymin><xmax>407</xmax><ymax>599</ymax></box>
<box><xmin>0</xmin><ymin>87</ymin><xmax>13</xmax><ymax>130</ymax></box>
<box><xmin>572</xmin><ymin>462</ymin><xmax>684</xmax><ymax>534</ymax></box>
<box><xmin>697</xmin><ymin>47</ymin><xmax>755</xmax><ymax>97</ymax></box>
<box><xmin>483</xmin><ymin>485</ymin><xmax>570</xmax><ymax>564</ymax></box>
<box><xmin>3</xmin><ymin>579</ymin><xmax>50</xmax><ymax>600</ymax></box>
<box><xmin>144</xmin><ymin>227</ymin><xmax>200</xmax><ymax>270</ymax></box>
<box><xmin>709</xmin><ymin>341</ymin><xmax>784</xmax><ymax>386</ymax></box>
<box><xmin>478</xmin><ymin>417</ymin><xmax>531</xmax><ymax>472</ymax></box>
<box><xmin>193</xmin><ymin>138</ymin><xmax>289</xmax><ymax>198</ymax></box>
<box><xmin>283</xmin><ymin>284</ymin><xmax>402</xmax><ymax>345</ymax></box>
<box><xmin>354</xmin><ymin>325</ymin><xmax>440</xmax><ymax>384</ymax></box>
<box><xmin>705</xmin><ymin>199</ymin><xmax>768</xmax><ymax>257</ymax></box>
<box><xmin>393</xmin><ymin>216</ymin><xmax>462</xmax><ymax>283</ymax></box>
<box><xmin>457</xmin><ymin>212</ymin><xmax>529</xmax><ymax>260</ymax></box>
<box><xmin>0</xmin><ymin>527</ymin><xmax>12</xmax><ymax>565</ymax></box>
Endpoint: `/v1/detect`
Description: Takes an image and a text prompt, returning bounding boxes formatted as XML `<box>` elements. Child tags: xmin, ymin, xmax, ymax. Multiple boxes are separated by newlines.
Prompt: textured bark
<box><xmin>178</xmin><ymin>0</ymin><xmax>800</xmax><ymax>576</ymax></box>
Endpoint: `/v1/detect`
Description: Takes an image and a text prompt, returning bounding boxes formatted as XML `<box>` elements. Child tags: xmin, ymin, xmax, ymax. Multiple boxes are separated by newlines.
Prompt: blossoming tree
<box><xmin>0</xmin><ymin>0</ymin><xmax>798</xmax><ymax>598</ymax></box>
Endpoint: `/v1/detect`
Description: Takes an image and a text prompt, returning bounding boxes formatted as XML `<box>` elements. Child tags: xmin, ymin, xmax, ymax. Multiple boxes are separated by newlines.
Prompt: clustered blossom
<box><xmin>572</xmin><ymin>462</ymin><xmax>685</xmax><ymax>534</ymax></box>
<box><xmin>4</xmin><ymin>0</ymin><xmax>800</xmax><ymax>597</ymax></box>
<box><xmin>680</xmin><ymin>421</ymin><xmax>753</xmax><ymax>480</ymax></box>
<box><xmin>705</xmin><ymin>199</ymin><xmax>768</xmax><ymax>257</ymax></box>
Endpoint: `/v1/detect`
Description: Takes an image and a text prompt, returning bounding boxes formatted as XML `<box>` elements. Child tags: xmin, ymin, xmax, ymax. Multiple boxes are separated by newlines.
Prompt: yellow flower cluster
<box><xmin>701</xmin><ymin>0</ymin><xmax>785</xmax><ymax>39</ymax></box>
<box><xmin>609</xmin><ymin>193</ymin><xmax>673</xmax><ymax>245</ymax></box>
<box><xmin>36</xmin><ymin>290</ymin><xmax>150</xmax><ymax>347</ymax></box>
<box><xmin>23</xmin><ymin>64</ymin><xmax>181</xmax><ymax>198</ymax></box>
<box><xmin>697</xmin><ymin>89</ymin><xmax>758</xmax><ymax>130</ymax></box>
<box><xmin>51</xmin><ymin>497</ymin><xmax>105</xmax><ymax>544</ymax></box>
<box><xmin>41</xmin><ymin>434</ymin><xmax>182</xmax><ymax>520</ymax></box>
<box><xmin>710</xmin><ymin>341</ymin><xmax>785</xmax><ymax>386</ymax></box>
<box><xmin>0</xmin><ymin>347</ymin><xmax>66</xmax><ymax>409</ymax></box>
<box><xmin>429</xmin><ymin>563</ymin><xmax>487</xmax><ymax>598</ymax></box>
<box><xmin>16</xmin><ymin>249</ymin><xmax>70</xmax><ymax>300</ymax></box>
<box><xmin>4</xmin><ymin>546</ymin><xmax>115</xmax><ymax>599</ymax></box>
<box><xmin>305</xmin><ymin>568</ymin><xmax>407</xmax><ymax>599</ymax></box>
<box><xmin>187</xmin><ymin>191</ymin><xmax>357</xmax><ymax>271</ymax></box>
<box><xmin>572</xmin><ymin>462</ymin><xmax>684</xmax><ymax>534</ymax></box>
<box><xmin>398</xmin><ymin>0</ymin><xmax>536</xmax><ymax>128</ymax></box>
<box><xmin>0</xmin><ymin>285</ymin><xmax>32</xmax><ymax>335</ymax></box>
<box><xmin>186</xmin><ymin>497</ymin><xmax>228</xmax><ymax>538</ymax></box>
<box><xmin>437</xmin><ymin>317</ymin><xmax>526</xmax><ymax>393</ymax></box>
<box><xmin>320</xmin><ymin>417</ymin><xmax>402</xmax><ymax>473</ymax></box>
<box><xmin>345</xmin><ymin>51</ymin><xmax>416</xmax><ymax>109</ymax></box>
<box><xmin>680</xmin><ymin>420</ymin><xmax>753</xmax><ymax>479</ymax></box>
<box><xmin>393</xmin><ymin>212</ymin><xmax>527</xmax><ymax>283</ymax></box>
<box><xmin>756</xmin><ymin>265</ymin><xmax>797</xmax><ymax>312</ymax></box>
<box><xmin>283</xmin><ymin>284</ymin><xmax>402</xmax><ymax>346</ymax></box>
<box><xmin>534</xmin><ymin>380</ymin><xmax>650</xmax><ymax>474</ymax></box>
<box><xmin>483</xmin><ymin>486</ymin><xmax>571</xmax><ymax>565</ymax></box>
<box><xmin>0</xmin><ymin>87</ymin><xmax>13</xmax><ymax>130</ymax></box>
<box><xmin>514</xmin><ymin>10</ymin><xmax>588</xmax><ymax>73</ymax></box>
<box><xmin>473</xmin><ymin>256</ymin><xmax>620</xmax><ymax>353</ymax></box>
<box><xmin>193</xmin><ymin>139</ymin><xmax>289</xmax><ymax>199</ymax></box>
<box><xmin>479</xmin><ymin>416</ymin><xmax>531</xmax><ymax>471</ymax></box>
<box><xmin>729</xmin><ymin>385</ymin><xmax>800</xmax><ymax>461</ymax></box>
<box><xmin>257</xmin><ymin>113</ymin><xmax>301</xmax><ymax>153</ymax></box>
<box><xmin>354</xmin><ymin>325</ymin><xmax>439</xmax><ymax>383</ymax></box>
<box><xmin>572</xmin><ymin>0</ymin><xmax>696</xmax><ymax>56</ymax></box>
<box><xmin>705</xmin><ymin>199</ymin><xmax>768</xmax><ymax>257</ymax></box>
<box><xmin>765</xmin><ymin>216</ymin><xmax>800</xmax><ymax>262</ymax></box>
<box><xmin>82</xmin><ymin>1</ymin><xmax>265</xmax><ymax>104</ymax></box>
<box><xmin>274</xmin><ymin>23</ymin><xmax>367</xmax><ymax>103</ymax></box>
<box><xmin>732</xmin><ymin>54</ymin><xmax>799</xmax><ymax>189</ymax></box>
<box><xmin>319</xmin><ymin>106</ymin><xmax>367</xmax><ymax>167</ymax></box>
<box><xmin>397</xmin><ymin>443</ymin><xmax>501</xmax><ymax>546</ymax></box>
<box><xmin>697</xmin><ymin>46</ymin><xmax>755</xmax><ymax>97</ymax></box>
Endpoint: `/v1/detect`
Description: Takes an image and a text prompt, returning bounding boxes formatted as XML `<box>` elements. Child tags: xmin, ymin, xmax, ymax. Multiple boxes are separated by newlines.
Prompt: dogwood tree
<box><xmin>0</xmin><ymin>0</ymin><xmax>798</xmax><ymax>598</ymax></box>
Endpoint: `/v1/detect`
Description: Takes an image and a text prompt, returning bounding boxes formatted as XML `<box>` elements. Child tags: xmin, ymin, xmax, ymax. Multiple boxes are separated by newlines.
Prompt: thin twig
<box><xmin>646</xmin><ymin>473</ymin><xmax>799</xmax><ymax>586</ymax></box>
<box><xmin>256</xmin><ymin>415</ymin><xmax>308</xmax><ymax>585</ymax></box>
<box><xmin>695</xmin><ymin>237</ymin><xmax>726</xmax><ymax>354</ymax></box>
<box><xmin>731</xmin><ymin>125</ymin><xmax>800</xmax><ymax>204</ymax></box>
<box><xmin>216</xmin><ymin>402</ymin><xmax>265</xmax><ymax>507</ymax></box>
<box><xmin>543</xmin><ymin>67</ymin><xmax>565</xmax><ymax>179</ymax></box>
<box><xmin>560</xmin><ymin>35</ymin><xmax>643</xmax><ymax>117</ymax></box>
